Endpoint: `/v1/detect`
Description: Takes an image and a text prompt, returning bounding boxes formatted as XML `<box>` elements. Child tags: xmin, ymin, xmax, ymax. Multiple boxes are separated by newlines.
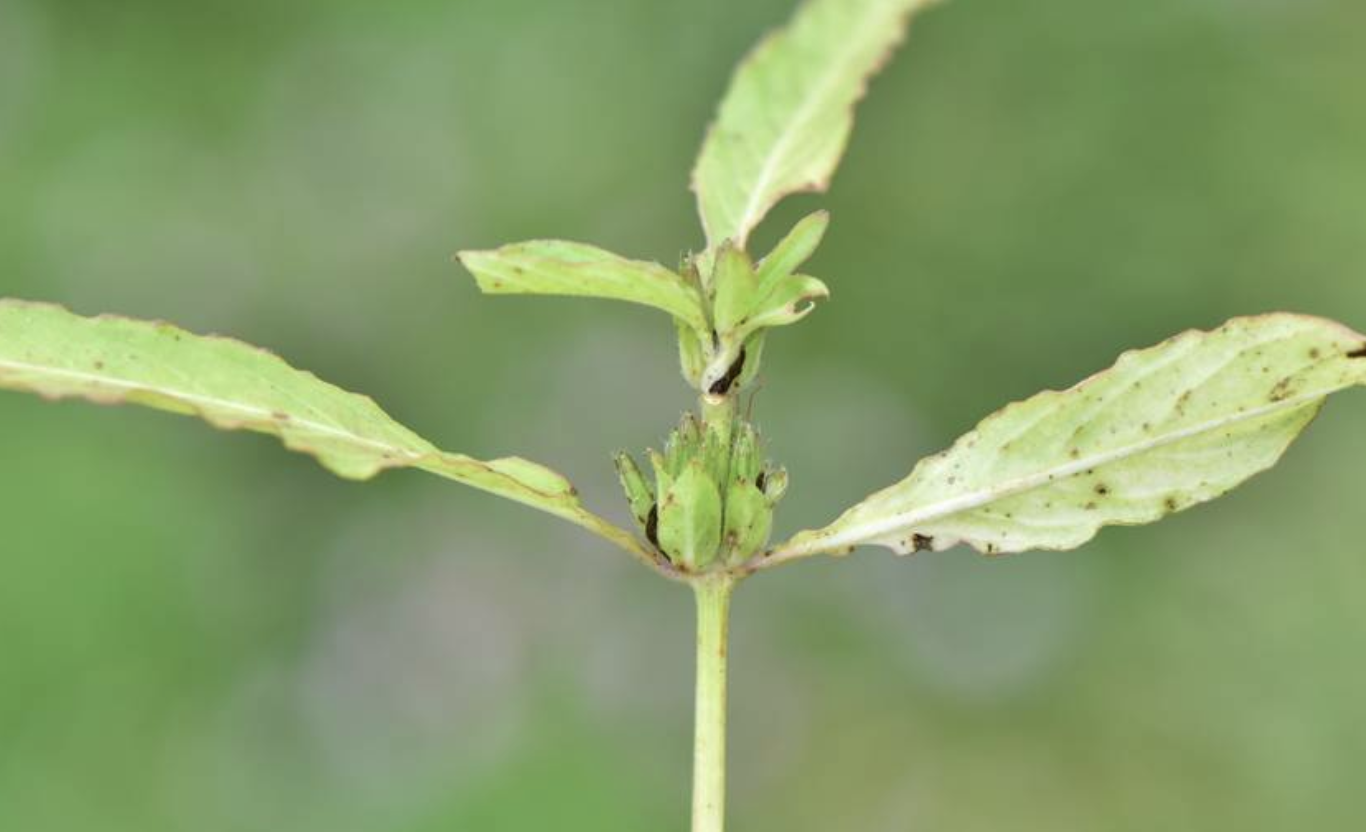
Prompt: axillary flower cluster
<box><xmin>611</xmin><ymin>210</ymin><xmax>831</xmax><ymax>575</ymax></box>
<box><xmin>616</xmin><ymin>414</ymin><xmax>788</xmax><ymax>573</ymax></box>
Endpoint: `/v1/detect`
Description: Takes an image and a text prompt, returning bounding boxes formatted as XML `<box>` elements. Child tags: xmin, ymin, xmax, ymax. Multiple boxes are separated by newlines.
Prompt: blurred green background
<box><xmin>2</xmin><ymin>0</ymin><xmax>1365</xmax><ymax>829</ymax></box>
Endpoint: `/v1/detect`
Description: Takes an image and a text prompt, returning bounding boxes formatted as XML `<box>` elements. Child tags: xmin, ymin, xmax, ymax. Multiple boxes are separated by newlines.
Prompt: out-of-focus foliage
<box><xmin>1</xmin><ymin>0</ymin><xmax>1364</xmax><ymax>830</ymax></box>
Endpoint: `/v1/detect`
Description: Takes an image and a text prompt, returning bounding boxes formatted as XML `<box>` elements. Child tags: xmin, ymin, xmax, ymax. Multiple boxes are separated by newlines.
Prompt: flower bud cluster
<box><xmin>615</xmin><ymin>414</ymin><xmax>787</xmax><ymax>572</ymax></box>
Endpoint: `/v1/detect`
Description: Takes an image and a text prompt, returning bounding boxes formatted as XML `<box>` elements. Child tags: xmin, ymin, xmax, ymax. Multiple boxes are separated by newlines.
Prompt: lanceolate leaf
<box><xmin>763</xmin><ymin>315</ymin><xmax>1366</xmax><ymax>567</ymax></box>
<box><xmin>692</xmin><ymin>0</ymin><xmax>938</xmax><ymax>250</ymax></box>
<box><xmin>0</xmin><ymin>299</ymin><xmax>653</xmax><ymax>565</ymax></box>
<box><xmin>457</xmin><ymin>241</ymin><xmax>708</xmax><ymax>335</ymax></box>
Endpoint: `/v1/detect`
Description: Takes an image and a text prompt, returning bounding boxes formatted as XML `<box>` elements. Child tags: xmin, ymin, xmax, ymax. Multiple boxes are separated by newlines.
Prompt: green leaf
<box><xmin>0</xmin><ymin>299</ymin><xmax>653</xmax><ymax>564</ymax></box>
<box><xmin>754</xmin><ymin>210</ymin><xmax>829</xmax><ymax>296</ymax></box>
<box><xmin>692</xmin><ymin>0</ymin><xmax>938</xmax><ymax>249</ymax></box>
<box><xmin>765</xmin><ymin>315</ymin><xmax>1366</xmax><ymax>565</ymax></box>
<box><xmin>457</xmin><ymin>240</ymin><xmax>708</xmax><ymax>334</ymax></box>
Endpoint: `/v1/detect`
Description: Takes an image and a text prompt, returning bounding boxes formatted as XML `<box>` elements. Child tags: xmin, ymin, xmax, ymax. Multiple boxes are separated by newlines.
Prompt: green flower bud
<box><xmin>625</xmin><ymin>413</ymin><xmax>788</xmax><ymax>572</ymax></box>
<box><xmin>722</xmin><ymin>479</ymin><xmax>772</xmax><ymax>565</ymax></box>
<box><xmin>658</xmin><ymin>460</ymin><xmax>723</xmax><ymax>571</ymax></box>
<box><xmin>613</xmin><ymin>451</ymin><xmax>655</xmax><ymax>537</ymax></box>
<box><xmin>759</xmin><ymin>466</ymin><xmax>788</xmax><ymax>506</ymax></box>
<box><xmin>676</xmin><ymin>320</ymin><xmax>706</xmax><ymax>388</ymax></box>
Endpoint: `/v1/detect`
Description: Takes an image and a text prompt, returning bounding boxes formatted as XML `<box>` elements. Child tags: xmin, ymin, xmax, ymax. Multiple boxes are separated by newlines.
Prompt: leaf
<box><xmin>692</xmin><ymin>0</ymin><xmax>938</xmax><ymax>249</ymax></box>
<box><xmin>765</xmin><ymin>315</ymin><xmax>1366</xmax><ymax>565</ymax></box>
<box><xmin>457</xmin><ymin>240</ymin><xmax>708</xmax><ymax>335</ymax></box>
<box><xmin>754</xmin><ymin>210</ymin><xmax>830</xmax><ymax>296</ymax></box>
<box><xmin>0</xmin><ymin>299</ymin><xmax>654</xmax><ymax>564</ymax></box>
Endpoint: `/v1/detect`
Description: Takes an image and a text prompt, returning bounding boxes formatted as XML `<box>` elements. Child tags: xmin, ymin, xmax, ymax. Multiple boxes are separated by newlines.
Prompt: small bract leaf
<box><xmin>0</xmin><ymin>299</ymin><xmax>652</xmax><ymax>564</ymax></box>
<box><xmin>692</xmin><ymin>0</ymin><xmax>938</xmax><ymax>249</ymax></box>
<box><xmin>711</xmin><ymin>244</ymin><xmax>760</xmax><ymax>336</ymax></box>
<box><xmin>748</xmin><ymin>274</ymin><xmax>830</xmax><ymax>331</ymax></box>
<box><xmin>766</xmin><ymin>314</ymin><xmax>1366</xmax><ymax>565</ymax></box>
<box><xmin>457</xmin><ymin>240</ymin><xmax>708</xmax><ymax>335</ymax></box>
<box><xmin>754</xmin><ymin>210</ymin><xmax>829</xmax><ymax>297</ymax></box>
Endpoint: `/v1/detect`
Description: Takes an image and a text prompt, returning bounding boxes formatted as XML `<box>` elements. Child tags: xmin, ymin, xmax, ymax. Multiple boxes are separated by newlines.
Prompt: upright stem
<box><xmin>691</xmin><ymin>573</ymin><xmax>735</xmax><ymax>832</ymax></box>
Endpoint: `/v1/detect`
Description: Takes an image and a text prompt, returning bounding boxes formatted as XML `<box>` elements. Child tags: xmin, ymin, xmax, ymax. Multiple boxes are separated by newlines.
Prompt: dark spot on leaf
<box><xmin>985</xmin><ymin>543</ymin><xmax>999</xmax><ymax>555</ymax></box>
<box><xmin>708</xmin><ymin>348</ymin><xmax>746</xmax><ymax>396</ymax></box>
<box><xmin>646</xmin><ymin>504</ymin><xmax>660</xmax><ymax>548</ymax></box>
<box><xmin>756</xmin><ymin>471</ymin><xmax>766</xmax><ymax>490</ymax></box>
<box><xmin>1084</xmin><ymin>501</ymin><xmax>1098</xmax><ymax>511</ymax></box>
<box><xmin>1164</xmin><ymin>497</ymin><xmax>1178</xmax><ymax>511</ymax></box>
<box><xmin>911</xmin><ymin>534</ymin><xmax>934</xmax><ymax>553</ymax></box>
<box><xmin>1309</xmin><ymin>348</ymin><xmax>1321</xmax><ymax>360</ymax></box>
<box><xmin>1095</xmin><ymin>484</ymin><xmax>1110</xmax><ymax>496</ymax></box>
<box><xmin>1348</xmin><ymin>344</ymin><xmax>1366</xmax><ymax>359</ymax></box>
<box><xmin>1069</xmin><ymin>448</ymin><xmax>1080</xmax><ymax>459</ymax></box>
<box><xmin>94</xmin><ymin>360</ymin><xmax>105</xmax><ymax>370</ymax></box>
<box><xmin>1270</xmin><ymin>377</ymin><xmax>1294</xmax><ymax>402</ymax></box>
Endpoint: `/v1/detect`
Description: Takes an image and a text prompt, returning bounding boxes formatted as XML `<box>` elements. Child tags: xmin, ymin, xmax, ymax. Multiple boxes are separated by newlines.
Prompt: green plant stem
<box><xmin>691</xmin><ymin>573</ymin><xmax>736</xmax><ymax>832</ymax></box>
<box><xmin>701</xmin><ymin>392</ymin><xmax>736</xmax><ymax>434</ymax></box>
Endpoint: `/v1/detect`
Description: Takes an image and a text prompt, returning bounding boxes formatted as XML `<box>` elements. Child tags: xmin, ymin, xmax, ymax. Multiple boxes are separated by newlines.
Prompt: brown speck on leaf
<box><xmin>1348</xmin><ymin>344</ymin><xmax>1366</xmax><ymax>359</ymax></box>
<box><xmin>272</xmin><ymin>411</ymin><xmax>290</xmax><ymax>421</ymax></box>
<box><xmin>1309</xmin><ymin>348</ymin><xmax>1321</xmax><ymax>360</ymax></box>
<box><xmin>94</xmin><ymin>360</ymin><xmax>105</xmax><ymax>370</ymax></box>
<box><xmin>1270</xmin><ymin>377</ymin><xmax>1294</xmax><ymax>402</ymax></box>
<box><xmin>1069</xmin><ymin>448</ymin><xmax>1080</xmax><ymax>459</ymax></box>
<box><xmin>1164</xmin><ymin>497</ymin><xmax>1179</xmax><ymax>511</ymax></box>
<box><xmin>1095</xmin><ymin>484</ymin><xmax>1110</xmax><ymax>496</ymax></box>
<box><xmin>985</xmin><ymin>543</ymin><xmax>998</xmax><ymax>555</ymax></box>
<box><xmin>1084</xmin><ymin>501</ymin><xmax>1098</xmax><ymax>511</ymax></box>
<box><xmin>911</xmin><ymin>533</ymin><xmax>934</xmax><ymax>553</ymax></box>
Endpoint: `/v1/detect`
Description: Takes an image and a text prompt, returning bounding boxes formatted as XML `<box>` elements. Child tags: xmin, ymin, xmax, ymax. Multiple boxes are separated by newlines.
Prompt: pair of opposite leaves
<box><xmin>1</xmin><ymin>0</ymin><xmax>1364</xmax><ymax>576</ymax></box>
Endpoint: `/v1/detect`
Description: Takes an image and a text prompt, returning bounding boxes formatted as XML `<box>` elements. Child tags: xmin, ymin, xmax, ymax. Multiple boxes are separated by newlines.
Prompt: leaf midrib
<box><xmin>777</xmin><ymin>384</ymin><xmax>1340</xmax><ymax>558</ymax></box>
<box><xmin>726</xmin><ymin>10</ymin><xmax>884</xmax><ymax>246</ymax></box>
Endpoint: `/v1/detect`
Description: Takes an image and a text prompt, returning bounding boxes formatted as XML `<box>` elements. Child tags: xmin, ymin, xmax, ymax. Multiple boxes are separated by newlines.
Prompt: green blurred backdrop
<box><xmin>2</xmin><ymin>0</ymin><xmax>1365</xmax><ymax>829</ymax></box>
